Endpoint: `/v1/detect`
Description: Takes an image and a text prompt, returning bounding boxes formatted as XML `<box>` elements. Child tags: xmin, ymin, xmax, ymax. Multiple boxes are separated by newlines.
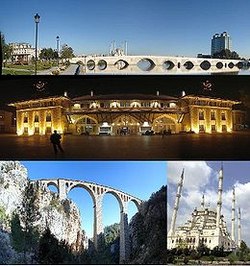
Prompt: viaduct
<box><xmin>30</xmin><ymin>178</ymin><xmax>142</xmax><ymax>263</ymax></box>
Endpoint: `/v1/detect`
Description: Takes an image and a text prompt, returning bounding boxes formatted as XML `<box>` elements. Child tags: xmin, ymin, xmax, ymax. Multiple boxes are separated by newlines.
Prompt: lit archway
<box><xmin>75</xmin><ymin>115</ymin><xmax>98</xmax><ymax>135</ymax></box>
<box><xmin>153</xmin><ymin>115</ymin><xmax>177</xmax><ymax>133</ymax></box>
<box><xmin>112</xmin><ymin>114</ymin><xmax>140</xmax><ymax>135</ymax></box>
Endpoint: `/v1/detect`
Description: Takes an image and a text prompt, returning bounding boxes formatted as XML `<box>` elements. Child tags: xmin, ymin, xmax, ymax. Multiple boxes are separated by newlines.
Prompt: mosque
<box><xmin>8</xmin><ymin>91</ymin><xmax>246</xmax><ymax>136</ymax></box>
<box><xmin>167</xmin><ymin>166</ymin><xmax>242</xmax><ymax>251</ymax></box>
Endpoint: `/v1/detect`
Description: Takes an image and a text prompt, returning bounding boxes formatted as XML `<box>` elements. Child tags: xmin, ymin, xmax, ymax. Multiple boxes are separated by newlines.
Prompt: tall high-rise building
<box><xmin>211</xmin><ymin>32</ymin><xmax>232</xmax><ymax>56</ymax></box>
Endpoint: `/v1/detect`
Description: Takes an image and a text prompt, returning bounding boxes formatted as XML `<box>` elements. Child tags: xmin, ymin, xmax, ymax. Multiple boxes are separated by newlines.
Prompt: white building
<box><xmin>167</xmin><ymin>166</ymin><xmax>241</xmax><ymax>251</ymax></box>
<box><xmin>10</xmin><ymin>43</ymin><xmax>38</xmax><ymax>64</ymax></box>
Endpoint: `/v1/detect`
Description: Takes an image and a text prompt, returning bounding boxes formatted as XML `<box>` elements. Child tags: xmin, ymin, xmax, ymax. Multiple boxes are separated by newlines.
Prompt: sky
<box><xmin>21</xmin><ymin>160</ymin><xmax>166</xmax><ymax>238</ymax></box>
<box><xmin>1</xmin><ymin>0</ymin><xmax>250</xmax><ymax>58</ymax></box>
<box><xmin>167</xmin><ymin>161</ymin><xmax>250</xmax><ymax>246</ymax></box>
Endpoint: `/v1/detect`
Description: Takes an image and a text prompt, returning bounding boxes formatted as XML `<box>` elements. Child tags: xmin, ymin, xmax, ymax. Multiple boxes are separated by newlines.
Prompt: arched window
<box><xmin>211</xmin><ymin>111</ymin><xmax>216</xmax><ymax>120</ymax></box>
<box><xmin>46</xmin><ymin>112</ymin><xmax>52</xmax><ymax>122</ymax></box>
<box><xmin>199</xmin><ymin>111</ymin><xmax>205</xmax><ymax>120</ymax></box>
<box><xmin>34</xmin><ymin>114</ymin><xmax>39</xmax><ymax>122</ymax></box>
<box><xmin>23</xmin><ymin>116</ymin><xmax>28</xmax><ymax>123</ymax></box>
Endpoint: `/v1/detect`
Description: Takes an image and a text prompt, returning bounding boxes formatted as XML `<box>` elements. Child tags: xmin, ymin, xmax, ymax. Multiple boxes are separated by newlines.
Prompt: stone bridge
<box><xmin>70</xmin><ymin>55</ymin><xmax>244</xmax><ymax>74</ymax></box>
<box><xmin>30</xmin><ymin>178</ymin><xmax>142</xmax><ymax>263</ymax></box>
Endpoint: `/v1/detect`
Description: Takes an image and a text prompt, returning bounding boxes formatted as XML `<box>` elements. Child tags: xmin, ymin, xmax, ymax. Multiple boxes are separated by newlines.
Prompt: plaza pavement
<box><xmin>0</xmin><ymin>132</ymin><xmax>250</xmax><ymax>160</ymax></box>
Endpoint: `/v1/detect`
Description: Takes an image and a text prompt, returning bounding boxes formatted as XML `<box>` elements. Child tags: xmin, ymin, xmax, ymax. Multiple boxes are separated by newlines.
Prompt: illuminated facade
<box><xmin>9</xmin><ymin>92</ymin><xmax>245</xmax><ymax>136</ymax></box>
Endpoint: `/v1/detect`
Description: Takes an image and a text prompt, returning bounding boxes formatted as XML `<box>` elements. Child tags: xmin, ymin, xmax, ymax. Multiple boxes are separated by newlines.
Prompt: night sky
<box><xmin>1</xmin><ymin>75</ymin><xmax>250</xmax><ymax>106</ymax></box>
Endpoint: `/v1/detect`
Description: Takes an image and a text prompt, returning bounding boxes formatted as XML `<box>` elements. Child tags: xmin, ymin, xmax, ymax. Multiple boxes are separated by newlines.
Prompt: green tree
<box><xmin>10</xmin><ymin>213</ymin><xmax>25</xmax><ymax>252</ymax></box>
<box><xmin>18</xmin><ymin>184</ymin><xmax>40</xmax><ymax>258</ymax></box>
<box><xmin>38</xmin><ymin>228</ymin><xmax>77</xmax><ymax>264</ymax></box>
<box><xmin>213</xmin><ymin>49</ymin><xmax>240</xmax><ymax>59</ymax></box>
<box><xmin>39</xmin><ymin>48</ymin><xmax>58</xmax><ymax>61</ymax></box>
<box><xmin>0</xmin><ymin>205</ymin><xmax>7</xmax><ymax>225</ymax></box>
<box><xmin>197</xmin><ymin>243</ymin><xmax>210</xmax><ymax>256</ymax></box>
<box><xmin>0</xmin><ymin>33</ymin><xmax>13</xmax><ymax>67</ymax></box>
<box><xmin>104</xmin><ymin>223</ymin><xmax>120</xmax><ymax>245</ymax></box>
<box><xmin>60</xmin><ymin>44</ymin><xmax>75</xmax><ymax>59</ymax></box>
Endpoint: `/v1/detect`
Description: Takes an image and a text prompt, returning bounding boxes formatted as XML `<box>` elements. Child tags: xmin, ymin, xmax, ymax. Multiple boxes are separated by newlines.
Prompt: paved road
<box><xmin>0</xmin><ymin>132</ymin><xmax>250</xmax><ymax>160</ymax></box>
<box><xmin>37</xmin><ymin>66</ymin><xmax>58</xmax><ymax>75</ymax></box>
<box><xmin>59</xmin><ymin>64</ymin><xmax>79</xmax><ymax>75</ymax></box>
<box><xmin>36</xmin><ymin>64</ymin><xmax>79</xmax><ymax>75</ymax></box>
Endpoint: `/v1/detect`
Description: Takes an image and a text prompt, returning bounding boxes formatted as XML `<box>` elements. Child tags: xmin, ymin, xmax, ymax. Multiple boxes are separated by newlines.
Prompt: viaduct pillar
<box><xmin>93</xmin><ymin>194</ymin><xmax>103</xmax><ymax>249</ymax></box>
<box><xmin>58</xmin><ymin>179</ymin><xmax>67</xmax><ymax>200</ymax></box>
<box><xmin>120</xmin><ymin>201</ymin><xmax>130</xmax><ymax>263</ymax></box>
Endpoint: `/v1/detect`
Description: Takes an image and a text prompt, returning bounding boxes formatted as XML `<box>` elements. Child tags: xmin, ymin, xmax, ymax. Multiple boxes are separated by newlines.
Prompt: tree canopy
<box><xmin>60</xmin><ymin>44</ymin><xmax>75</xmax><ymax>59</ymax></box>
<box><xmin>212</xmin><ymin>49</ymin><xmax>240</xmax><ymax>59</ymax></box>
<box><xmin>39</xmin><ymin>48</ymin><xmax>58</xmax><ymax>61</ymax></box>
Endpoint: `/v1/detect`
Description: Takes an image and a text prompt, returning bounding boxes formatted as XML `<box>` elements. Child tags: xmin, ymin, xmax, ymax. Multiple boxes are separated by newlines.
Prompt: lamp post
<box><xmin>34</xmin><ymin>13</ymin><xmax>40</xmax><ymax>75</ymax></box>
<box><xmin>56</xmin><ymin>36</ymin><xmax>60</xmax><ymax>67</ymax></box>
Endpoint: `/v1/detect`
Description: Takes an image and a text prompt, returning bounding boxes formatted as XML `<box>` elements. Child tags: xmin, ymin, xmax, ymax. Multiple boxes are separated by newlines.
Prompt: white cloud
<box><xmin>168</xmin><ymin>161</ymin><xmax>214</xmax><ymax>190</ymax></box>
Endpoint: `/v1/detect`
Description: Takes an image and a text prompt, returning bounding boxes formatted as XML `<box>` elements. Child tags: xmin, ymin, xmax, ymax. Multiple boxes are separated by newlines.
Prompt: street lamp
<box><xmin>34</xmin><ymin>13</ymin><xmax>40</xmax><ymax>75</ymax></box>
<box><xmin>56</xmin><ymin>36</ymin><xmax>60</xmax><ymax>67</ymax></box>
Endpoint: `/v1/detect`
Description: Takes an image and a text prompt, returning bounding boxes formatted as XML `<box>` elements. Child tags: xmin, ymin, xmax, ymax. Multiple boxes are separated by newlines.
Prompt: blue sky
<box><xmin>168</xmin><ymin>161</ymin><xmax>250</xmax><ymax>246</ymax></box>
<box><xmin>1</xmin><ymin>0</ymin><xmax>250</xmax><ymax>58</ymax></box>
<box><xmin>22</xmin><ymin>161</ymin><xmax>166</xmax><ymax>238</ymax></box>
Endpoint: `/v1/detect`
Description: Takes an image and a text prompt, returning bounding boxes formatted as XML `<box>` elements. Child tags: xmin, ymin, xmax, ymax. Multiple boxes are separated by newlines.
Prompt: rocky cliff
<box><xmin>129</xmin><ymin>185</ymin><xmax>167</xmax><ymax>264</ymax></box>
<box><xmin>0</xmin><ymin>161</ymin><xmax>83</xmax><ymax>250</ymax></box>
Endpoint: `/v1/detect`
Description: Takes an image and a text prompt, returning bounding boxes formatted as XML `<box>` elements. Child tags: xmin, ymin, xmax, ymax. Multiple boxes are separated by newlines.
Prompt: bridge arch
<box><xmin>67</xmin><ymin>182</ymin><xmax>96</xmax><ymax>203</ymax></box>
<box><xmin>200</xmin><ymin>60</ymin><xmax>211</xmax><ymax>70</ymax></box>
<box><xmin>97</xmin><ymin>60</ymin><xmax>107</xmax><ymax>70</ymax></box>
<box><xmin>102</xmin><ymin>190</ymin><xmax>123</xmax><ymax>211</ymax></box>
<box><xmin>137</xmin><ymin>58</ymin><xmax>155</xmax><ymax>71</ymax></box>
<box><xmin>41</xmin><ymin>180</ymin><xmax>59</xmax><ymax>194</ymax></box>
<box><xmin>87</xmin><ymin>60</ymin><xmax>95</xmax><ymax>70</ymax></box>
<box><xmin>129</xmin><ymin>198</ymin><xmax>141</xmax><ymax>211</ymax></box>
<box><xmin>216</xmin><ymin>62</ymin><xmax>223</xmax><ymax>69</ymax></box>
<box><xmin>114</xmin><ymin>59</ymin><xmax>129</xmax><ymax>70</ymax></box>
<box><xmin>163</xmin><ymin>60</ymin><xmax>175</xmax><ymax>70</ymax></box>
<box><xmin>184</xmin><ymin>61</ymin><xmax>194</xmax><ymax>70</ymax></box>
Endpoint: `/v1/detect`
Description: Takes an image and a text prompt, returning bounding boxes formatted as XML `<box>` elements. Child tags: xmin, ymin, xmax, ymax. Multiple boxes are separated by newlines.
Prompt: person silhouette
<box><xmin>50</xmin><ymin>130</ymin><xmax>64</xmax><ymax>155</ymax></box>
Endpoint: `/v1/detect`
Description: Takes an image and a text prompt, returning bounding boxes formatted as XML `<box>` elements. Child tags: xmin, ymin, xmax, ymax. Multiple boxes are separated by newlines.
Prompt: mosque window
<box><xmin>172</xmin><ymin>240</ymin><xmax>174</xmax><ymax>243</ymax></box>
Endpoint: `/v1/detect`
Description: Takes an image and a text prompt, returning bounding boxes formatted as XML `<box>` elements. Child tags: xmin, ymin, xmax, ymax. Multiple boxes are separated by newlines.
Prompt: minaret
<box><xmin>169</xmin><ymin>169</ymin><xmax>185</xmax><ymax>236</ymax></box>
<box><xmin>216</xmin><ymin>164</ymin><xmax>223</xmax><ymax>228</ymax></box>
<box><xmin>231</xmin><ymin>187</ymin><xmax>235</xmax><ymax>242</ymax></box>
<box><xmin>201</xmin><ymin>194</ymin><xmax>205</xmax><ymax>208</ymax></box>
<box><xmin>238</xmin><ymin>208</ymin><xmax>241</xmax><ymax>248</ymax></box>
